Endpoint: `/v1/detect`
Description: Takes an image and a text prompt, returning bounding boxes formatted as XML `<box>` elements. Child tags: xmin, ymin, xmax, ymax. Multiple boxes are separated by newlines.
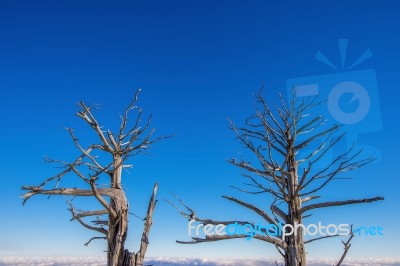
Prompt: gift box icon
<box><xmin>286</xmin><ymin>40</ymin><xmax>382</xmax><ymax>163</ymax></box>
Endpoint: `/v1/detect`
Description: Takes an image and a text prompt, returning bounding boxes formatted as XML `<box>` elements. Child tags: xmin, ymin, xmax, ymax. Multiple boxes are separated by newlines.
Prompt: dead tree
<box><xmin>168</xmin><ymin>90</ymin><xmax>383</xmax><ymax>266</ymax></box>
<box><xmin>22</xmin><ymin>89</ymin><xmax>168</xmax><ymax>266</ymax></box>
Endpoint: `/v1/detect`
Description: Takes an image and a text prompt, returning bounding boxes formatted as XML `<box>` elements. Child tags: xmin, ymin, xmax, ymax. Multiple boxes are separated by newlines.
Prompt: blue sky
<box><xmin>0</xmin><ymin>0</ymin><xmax>399</xmax><ymax>259</ymax></box>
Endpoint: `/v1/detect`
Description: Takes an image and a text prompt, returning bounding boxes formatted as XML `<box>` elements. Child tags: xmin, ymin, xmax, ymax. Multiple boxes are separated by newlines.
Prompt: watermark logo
<box><xmin>286</xmin><ymin>39</ymin><xmax>382</xmax><ymax>163</ymax></box>
<box><xmin>188</xmin><ymin>220</ymin><xmax>383</xmax><ymax>241</ymax></box>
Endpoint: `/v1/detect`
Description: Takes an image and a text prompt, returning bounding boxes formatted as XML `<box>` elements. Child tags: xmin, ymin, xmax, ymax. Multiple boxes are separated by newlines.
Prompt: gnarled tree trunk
<box><xmin>108</xmin><ymin>183</ymin><xmax>158</xmax><ymax>266</ymax></box>
<box><xmin>286</xmin><ymin>197</ymin><xmax>306</xmax><ymax>266</ymax></box>
<box><xmin>285</xmin><ymin>156</ymin><xmax>306</xmax><ymax>266</ymax></box>
<box><xmin>108</xmin><ymin>197</ymin><xmax>129</xmax><ymax>265</ymax></box>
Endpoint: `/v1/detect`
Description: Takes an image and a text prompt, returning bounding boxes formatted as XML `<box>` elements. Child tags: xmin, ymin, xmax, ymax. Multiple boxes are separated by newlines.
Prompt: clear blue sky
<box><xmin>0</xmin><ymin>0</ymin><xmax>399</xmax><ymax>259</ymax></box>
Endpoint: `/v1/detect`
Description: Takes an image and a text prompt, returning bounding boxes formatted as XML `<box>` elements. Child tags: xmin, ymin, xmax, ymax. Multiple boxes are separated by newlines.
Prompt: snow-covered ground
<box><xmin>0</xmin><ymin>257</ymin><xmax>400</xmax><ymax>266</ymax></box>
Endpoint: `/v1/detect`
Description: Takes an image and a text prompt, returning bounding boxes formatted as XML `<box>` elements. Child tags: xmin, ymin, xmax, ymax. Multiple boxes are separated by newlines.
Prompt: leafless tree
<box><xmin>22</xmin><ymin>89</ymin><xmax>169</xmax><ymax>266</ymax></box>
<box><xmin>168</xmin><ymin>90</ymin><xmax>383</xmax><ymax>266</ymax></box>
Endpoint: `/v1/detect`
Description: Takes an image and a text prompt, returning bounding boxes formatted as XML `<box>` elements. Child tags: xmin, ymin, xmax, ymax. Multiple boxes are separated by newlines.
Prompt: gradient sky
<box><xmin>0</xmin><ymin>0</ymin><xmax>399</xmax><ymax>260</ymax></box>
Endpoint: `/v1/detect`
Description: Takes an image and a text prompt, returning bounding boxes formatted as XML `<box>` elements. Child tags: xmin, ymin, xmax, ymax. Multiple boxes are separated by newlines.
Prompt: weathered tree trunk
<box><xmin>285</xmin><ymin>155</ymin><xmax>306</xmax><ymax>266</ymax></box>
<box><xmin>285</xmin><ymin>196</ymin><xmax>306</xmax><ymax>266</ymax></box>
<box><xmin>107</xmin><ymin>191</ymin><xmax>129</xmax><ymax>265</ymax></box>
<box><xmin>107</xmin><ymin>153</ymin><xmax>128</xmax><ymax>266</ymax></box>
<box><xmin>107</xmin><ymin>181</ymin><xmax>158</xmax><ymax>266</ymax></box>
<box><xmin>107</xmin><ymin>192</ymin><xmax>155</xmax><ymax>266</ymax></box>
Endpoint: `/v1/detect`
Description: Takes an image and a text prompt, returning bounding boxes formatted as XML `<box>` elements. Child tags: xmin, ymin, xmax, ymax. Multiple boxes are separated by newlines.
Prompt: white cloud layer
<box><xmin>0</xmin><ymin>257</ymin><xmax>399</xmax><ymax>266</ymax></box>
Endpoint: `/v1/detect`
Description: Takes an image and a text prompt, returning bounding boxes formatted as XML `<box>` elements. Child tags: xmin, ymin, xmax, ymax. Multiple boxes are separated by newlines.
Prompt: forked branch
<box><xmin>335</xmin><ymin>226</ymin><xmax>356</xmax><ymax>266</ymax></box>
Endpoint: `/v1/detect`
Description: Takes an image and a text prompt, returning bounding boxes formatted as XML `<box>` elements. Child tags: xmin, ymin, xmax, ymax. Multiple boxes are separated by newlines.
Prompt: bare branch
<box><xmin>270</xmin><ymin>205</ymin><xmax>287</xmax><ymax>222</ymax></box>
<box><xmin>222</xmin><ymin>196</ymin><xmax>280</xmax><ymax>226</ymax></box>
<box><xmin>21</xmin><ymin>187</ymin><xmax>116</xmax><ymax>205</ymax></box>
<box><xmin>300</xmin><ymin>146</ymin><xmax>376</xmax><ymax>196</ymax></box>
<box><xmin>91</xmin><ymin>220</ymin><xmax>108</xmax><ymax>226</ymax></box>
<box><xmin>67</xmin><ymin>201</ymin><xmax>107</xmax><ymax>235</ymax></box>
<box><xmin>177</xmin><ymin>234</ymin><xmax>287</xmax><ymax>249</ymax></box>
<box><xmin>165</xmin><ymin>197</ymin><xmax>255</xmax><ymax>226</ymax></box>
<box><xmin>76</xmin><ymin>101</ymin><xmax>114</xmax><ymax>152</ymax></box>
<box><xmin>66</xmin><ymin>127</ymin><xmax>108</xmax><ymax>171</ymax></box>
<box><xmin>89</xmin><ymin>180</ymin><xmax>117</xmax><ymax>218</ymax></box>
<box><xmin>335</xmin><ymin>226</ymin><xmax>356</xmax><ymax>266</ymax></box>
<box><xmin>301</xmin><ymin>197</ymin><xmax>384</xmax><ymax>214</ymax></box>
<box><xmin>84</xmin><ymin>236</ymin><xmax>107</xmax><ymax>247</ymax></box>
<box><xmin>294</xmin><ymin>124</ymin><xmax>341</xmax><ymax>151</ymax></box>
<box><xmin>70</xmin><ymin>209</ymin><xmax>109</xmax><ymax>221</ymax></box>
<box><xmin>136</xmin><ymin>183</ymin><xmax>158</xmax><ymax>262</ymax></box>
<box><xmin>304</xmin><ymin>234</ymin><xmax>340</xmax><ymax>244</ymax></box>
<box><xmin>119</xmin><ymin>89</ymin><xmax>142</xmax><ymax>142</ymax></box>
<box><xmin>301</xmin><ymin>195</ymin><xmax>320</xmax><ymax>203</ymax></box>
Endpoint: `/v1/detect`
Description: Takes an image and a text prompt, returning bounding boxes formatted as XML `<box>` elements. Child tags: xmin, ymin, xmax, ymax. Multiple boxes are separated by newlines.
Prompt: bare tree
<box><xmin>22</xmin><ymin>89</ymin><xmax>168</xmax><ymax>266</ymax></box>
<box><xmin>168</xmin><ymin>90</ymin><xmax>383</xmax><ymax>266</ymax></box>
